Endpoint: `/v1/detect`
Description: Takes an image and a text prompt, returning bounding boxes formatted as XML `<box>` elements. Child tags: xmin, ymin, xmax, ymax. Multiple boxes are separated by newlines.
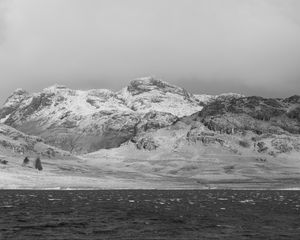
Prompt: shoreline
<box><xmin>1</xmin><ymin>187</ymin><xmax>300</xmax><ymax>191</ymax></box>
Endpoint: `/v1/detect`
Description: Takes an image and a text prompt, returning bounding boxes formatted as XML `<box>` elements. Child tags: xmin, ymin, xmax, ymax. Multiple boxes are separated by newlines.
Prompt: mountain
<box><xmin>0</xmin><ymin>77</ymin><xmax>299</xmax><ymax>189</ymax></box>
<box><xmin>87</xmin><ymin>95</ymin><xmax>299</xmax><ymax>189</ymax></box>
<box><xmin>126</xmin><ymin>94</ymin><xmax>300</xmax><ymax>158</ymax></box>
<box><xmin>0</xmin><ymin>77</ymin><xmax>208</xmax><ymax>153</ymax></box>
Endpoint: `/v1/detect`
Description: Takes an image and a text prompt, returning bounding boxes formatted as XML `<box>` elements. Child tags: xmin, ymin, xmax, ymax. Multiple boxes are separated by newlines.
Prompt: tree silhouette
<box><xmin>23</xmin><ymin>157</ymin><xmax>30</xmax><ymax>166</ymax></box>
<box><xmin>34</xmin><ymin>157</ymin><xmax>43</xmax><ymax>171</ymax></box>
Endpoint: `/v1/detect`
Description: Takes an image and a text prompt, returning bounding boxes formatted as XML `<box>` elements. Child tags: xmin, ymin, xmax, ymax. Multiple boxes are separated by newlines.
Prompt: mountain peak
<box><xmin>13</xmin><ymin>88</ymin><xmax>28</xmax><ymax>95</ymax></box>
<box><xmin>127</xmin><ymin>76</ymin><xmax>188</xmax><ymax>97</ymax></box>
<box><xmin>130</xmin><ymin>76</ymin><xmax>169</xmax><ymax>86</ymax></box>
<box><xmin>43</xmin><ymin>84</ymin><xmax>68</xmax><ymax>93</ymax></box>
<box><xmin>216</xmin><ymin>92</ymin><xmax>245</xmax><ymax>100</ymax></box>
<box><xmin>131</xmin><ymin>76</ymin><xmax>180</xmax><ymax>87</ymax></box>
<box><xmin>3</xmin><ymin>88</ymin><xmax>29</xmax><ymax>108</ymax></box>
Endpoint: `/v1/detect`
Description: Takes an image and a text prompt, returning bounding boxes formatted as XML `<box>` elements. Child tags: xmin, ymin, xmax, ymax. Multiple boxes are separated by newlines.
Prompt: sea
<box><xmin>0</xmin><ymin>190</ymin><xmax>300</xmax><ymax>239</ymax></box>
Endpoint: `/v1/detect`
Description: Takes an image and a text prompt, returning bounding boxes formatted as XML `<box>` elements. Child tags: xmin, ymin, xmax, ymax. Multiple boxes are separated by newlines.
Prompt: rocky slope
<box><xmin>87</xmin><ymin>94</ymin><xmax>299</xmax><ymax>189</ymax></box>
<box><xmin>0</xmin><ymin>123</ymin><xmax>71</xmax><ymax>159</ymax></box>
<box><xmin>193</xmin><ymin>95</ymin><xmax>300</xmax><ymax>134</ymax></box>
<box><xmin>128</xmin><ymin>94</ymin><xmax>300</xmax><ymax>156</ymax></box>
<box><xmin>0</xmin><ymin>77</ymin><xmax>209</xmax><ymax>153</ymax></box>
<box><xmin>84</xmin><ymin>92</ymin><xmax>299</xmax><ymax>188</ymax></box>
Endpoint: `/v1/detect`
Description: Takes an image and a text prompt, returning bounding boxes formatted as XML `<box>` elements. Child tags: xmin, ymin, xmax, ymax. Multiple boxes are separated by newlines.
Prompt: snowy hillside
<box><xmin>117</xmin><ymin>77</ymin><xmax>203</xmax><ymax>117</ymax></box>
<box><xmin>0</xmin><ymin>77</ymin><xmax>213</xmax><ymax>153</ymax></box>
<box><xmin>0</xmin><ymin>123</ymin><xmax>71</xmax><ymax>158</ymax></box>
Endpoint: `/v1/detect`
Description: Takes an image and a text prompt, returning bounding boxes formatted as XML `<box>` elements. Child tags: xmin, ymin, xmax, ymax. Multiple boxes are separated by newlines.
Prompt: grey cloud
<box><xmin>0</xmin><ymin>0</ymin><xmax>300</xmax><ymax>104</ymax></box>
<box><xmin>0</xmin><ymin>0</ymin><xmax>8</xmax><ymax>44</ymax></box>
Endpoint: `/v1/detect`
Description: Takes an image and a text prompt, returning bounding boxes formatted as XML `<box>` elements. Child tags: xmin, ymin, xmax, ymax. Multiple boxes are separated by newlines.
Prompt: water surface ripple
<box><xmin>0</xmin><ymin>190</ymin><xmax>300</xmax><ymax>239</ymax></box>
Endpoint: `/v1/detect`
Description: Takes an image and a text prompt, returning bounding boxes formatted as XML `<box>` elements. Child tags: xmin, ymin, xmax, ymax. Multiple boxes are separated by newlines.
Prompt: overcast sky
<box><xmin>0</xmin><ymin>0</ymin><xmax>300</xmax><ymax>104</ymax></box>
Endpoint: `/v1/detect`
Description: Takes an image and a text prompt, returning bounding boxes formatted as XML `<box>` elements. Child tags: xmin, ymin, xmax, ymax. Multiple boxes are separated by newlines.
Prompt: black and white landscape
<box><xmin>1</xmin><ymin>1</ymin><xmax>300</xmax><ymax>239</ymax></box>
<box><xmin>0</xmin><ymin>77</ymin><xmax>299</xmax><ymax>189</ymax></box>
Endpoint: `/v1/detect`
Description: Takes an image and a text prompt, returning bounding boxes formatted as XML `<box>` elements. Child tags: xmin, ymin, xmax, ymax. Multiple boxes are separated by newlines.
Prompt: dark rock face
<box><xmin>3</xmin><ymin>92</ymin><xmax>55</xmax><ymax>127</ymax></box>
<box><xmin>257</xmin><ymin>142</ymin><xmax>268</xmax><ymax>153</ymax></box>
<box><xmin>20</xmin><ymin>93</ymin><xmax>53</xmax><ymax>121</ymax></box>
<box><xmin>0</xmin><ymin>89</ymin><xmax>29</xmax><ymax>120</ymax></box>
<box><xmin>162</xmin><ymin>95</ymin><xmax>300</xmax><ymax>157</ymax></box>
<box><xmin>134</xmin><ymin>136</ymin><xmax>159</xmax><ymax>151</ymax></box>
<box><xmin>127</xmin><ymin>77</ymin><xmax>194</xmax><ymax>101</ymax></box>
<box><xmin>271</xmin><ymin>138</ymin><xmax>293</xmax><ymax>153</ymax></box>
<box><xmin>284</xmin><ymin>95</ymin><xmax>300</xmax><ymax>104</ymax></box>
<box><xmin>136</xmin><ymin>111</ymin><xmax>178</xmax><ymax>132</ymax></box>
<box><xmin>186</xmin><ymin>129</ymin><xmax>219</xmax><ymax>144</ymax></box>
<box><xmin>195</xmin><ymin>96</ymin><xmax>300</xmax><ymax>134</ymax></box>
<box><xmin>287</xmin><ymin>106</ymin><xmax>300</xmax><ymax>121</ymax></box>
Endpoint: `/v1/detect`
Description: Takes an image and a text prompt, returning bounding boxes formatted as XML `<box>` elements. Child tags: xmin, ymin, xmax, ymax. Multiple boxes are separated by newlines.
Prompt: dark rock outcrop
<box><xmin>134</xmin><ymin>136</ymin><xmax>159</xmax><ymax>151</ymax></box>
<box><xmin>194</xmin><ymin>96</ymin><xmax>300</xmax><ymax>134</ymax></box>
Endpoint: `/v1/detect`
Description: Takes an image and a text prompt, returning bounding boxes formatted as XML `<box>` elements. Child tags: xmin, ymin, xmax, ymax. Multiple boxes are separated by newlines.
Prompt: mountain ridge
<box><xmin>0</xmin><ymin>77</ymin><xmax>299</xmax><ymax>189</ymax></box>
<box><xmin>0</xmin><ymin>77</ymin><xmax>245</xmax><ymax>153</ymax></box>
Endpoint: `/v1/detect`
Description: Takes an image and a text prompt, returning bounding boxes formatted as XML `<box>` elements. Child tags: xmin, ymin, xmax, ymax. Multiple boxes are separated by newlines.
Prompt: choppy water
<box><xmin>0</xmin><ymin>190</ymin><xmax>300</xmax><ymax>239</ymax></box>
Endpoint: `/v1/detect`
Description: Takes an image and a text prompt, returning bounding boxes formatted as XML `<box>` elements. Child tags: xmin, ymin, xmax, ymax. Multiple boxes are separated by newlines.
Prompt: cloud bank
<box><xmin>0</xmin><ymin>0</ymin><xmax>300</xmax><ymax>103</ymax></box>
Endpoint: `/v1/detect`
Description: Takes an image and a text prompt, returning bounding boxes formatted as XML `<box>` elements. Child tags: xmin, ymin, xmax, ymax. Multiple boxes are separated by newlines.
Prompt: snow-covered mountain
<box><xmin>1</xmin><ymin>77</ymin><xmax>220</xmax><ymax>153</ymax></box>
<box><xmin>0</xmin><ymin>77</ymin><xmax>299</xmax><ymax>190</ymax></box>
<box><xmin>118</xmin><ymin>77</ymin><xmax>203</xmax><ymax>116</ymax></box>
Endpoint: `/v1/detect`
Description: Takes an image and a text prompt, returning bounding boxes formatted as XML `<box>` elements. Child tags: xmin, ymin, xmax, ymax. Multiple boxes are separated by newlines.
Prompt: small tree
<box><xmin>0</xmin><ymin>159</ymin><xmax>8</xmax><ymax>165</ymax></box>
<box><xmin>22</xmin><ymin>157</ymin><xmax>30</xmax><ymax>166</ymax></box>
<box><xmin>34</xmin><ymin>157</ymin><xmax>43</xmax><ymax>171</ymax></box>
